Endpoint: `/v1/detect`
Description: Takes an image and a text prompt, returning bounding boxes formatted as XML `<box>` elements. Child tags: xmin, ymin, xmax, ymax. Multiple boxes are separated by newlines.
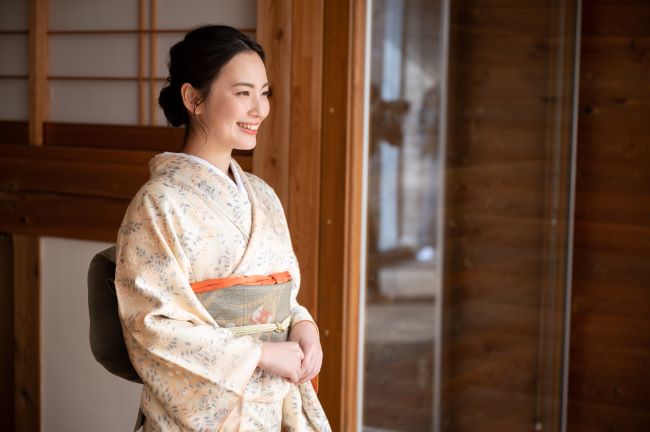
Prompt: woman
<box><xmin>115</xmin><ymin>25</ymin><xmax>331</xmax><ymax>431</ymax></box>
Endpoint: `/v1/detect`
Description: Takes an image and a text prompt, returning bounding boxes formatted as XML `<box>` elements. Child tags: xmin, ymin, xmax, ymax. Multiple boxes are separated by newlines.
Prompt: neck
<box><xmin>182</xmin><ymin>134</ymin><xmax>233</xmax><ymax>178</ymax></box>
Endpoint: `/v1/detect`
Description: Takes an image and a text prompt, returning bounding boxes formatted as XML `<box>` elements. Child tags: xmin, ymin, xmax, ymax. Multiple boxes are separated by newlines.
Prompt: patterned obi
<box><xmin>190</xmin><ymin>272</ymin><xmax>293</xmax><ymax>342</ymax></box>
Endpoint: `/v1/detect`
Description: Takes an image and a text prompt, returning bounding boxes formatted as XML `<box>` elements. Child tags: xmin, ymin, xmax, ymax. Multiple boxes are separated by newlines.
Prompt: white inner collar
<box><xmin>164</xmin><ymin>152</ymin><xmax>249</xmax><ymax>199</ymax></box>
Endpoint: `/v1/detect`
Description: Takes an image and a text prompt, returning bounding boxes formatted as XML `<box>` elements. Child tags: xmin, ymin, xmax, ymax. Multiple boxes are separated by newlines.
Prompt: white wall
<box><xmin>41</xmin><ymin>237</ymin><xmax>142</xmax><ymax>432</ymax></box>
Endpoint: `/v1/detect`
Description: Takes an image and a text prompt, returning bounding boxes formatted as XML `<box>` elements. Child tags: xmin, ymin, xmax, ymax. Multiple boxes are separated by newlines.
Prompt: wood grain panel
<box><xmin>287</xmin><ymin>0</ymin><xmax>323</xmax><ymax>324</ymax></box>
<box><xmin>319</xmin><ymin>0</ymin><xmax>351</xmax><ymax>428</ymax></box>
<box><xmin>440</xmin><ymin>0</ymin><xmax>577</xmax><ymax>430</ymax></box>
<box><xmin>0</xmin><ymin>234</ymin><xmax>14</xmax><ymax>432</ymax></box>
<box><xmin>0</xmin><ymin>121</ymin><xmax>29</xmax><ymax>145</ymax></box>
<box><xmin>44</xmin><ymin>122</ymin><xmax>185</xmax><ymax>151</ymax></box>
<box><xmin>13</xmin><ymin>235</ymin><xmax>40</xmax><ymax>432</ymax></box>
<box><xmin>255</xmin><ymin>0</ymin><xmax>291</xmax><ymax>207</ymax></box>
<box><xmin>0</xmin><ymin>191</ymin><xmax>127</xmax><ymax>242</ymax></box>
<box><xmin>567</xmin><ymin>0</ymin><xmax>650</xmax><ymax>430</ymax></box>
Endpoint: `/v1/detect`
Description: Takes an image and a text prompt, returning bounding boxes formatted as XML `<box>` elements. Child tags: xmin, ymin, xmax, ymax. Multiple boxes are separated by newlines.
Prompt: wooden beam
<box><xmin>43</xmin><ymin>122</ymin><xmax>185</xmax><ymax>151</ymax></box>
<box><xmin>255</xmin><ymin>0</ymin><xmax>292</xmax><ymax>207</ymax></box>
<box><xmin>0</xmin><ymin>234</ymin><xmax>15</xmax><ymax>432</ymax></box>
<box><xmin>28</xmin><ymin>0</ymin><xmax>48</xmax><ymax>146</ymax></box>
<box><xmin>0</xmin><ymin>121</ymin><xmax>29</xmax><ymax>145</ymax></box>
<box><xmin>1</xmin><ymin>191</ymin><xmax>127</xmax><ymax>242</ymax></box>
<box><xmin>13</xmin><ymin>235</ymin><xmax>40</xmax><ymax>432</ymax></box>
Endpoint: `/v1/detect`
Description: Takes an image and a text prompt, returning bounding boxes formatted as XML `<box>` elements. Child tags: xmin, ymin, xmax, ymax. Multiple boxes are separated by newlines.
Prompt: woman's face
<box><xmin>196</xmin><ymin>51</ymin><xmax>270</xmax><ymax>151</ymax></box>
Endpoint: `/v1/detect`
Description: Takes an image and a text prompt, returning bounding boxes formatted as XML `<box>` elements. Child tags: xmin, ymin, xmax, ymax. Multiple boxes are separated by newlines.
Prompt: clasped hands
<box><xmin>257</xmin><ymin>320</ymin><xmax>322</xmax><ymax>385</ymax></box>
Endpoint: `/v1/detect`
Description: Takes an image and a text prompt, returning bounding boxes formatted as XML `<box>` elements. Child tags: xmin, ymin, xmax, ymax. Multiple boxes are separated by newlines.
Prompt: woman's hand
<box><xmin>289</xmin><ymin>321</ymin><xmax>323</xmax><ymax>384</ymax></box>
<box><xmin>258</xmin><ymin>341</ymin><xmax>304</xmax><ymax>383</ymax></box>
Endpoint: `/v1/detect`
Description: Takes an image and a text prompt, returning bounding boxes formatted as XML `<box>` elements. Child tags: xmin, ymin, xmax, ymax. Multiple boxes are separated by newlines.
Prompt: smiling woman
<box><xmin>112</xmin><ymin>25</ymin><xmax>331</xmax><ymax>431</ymax></box>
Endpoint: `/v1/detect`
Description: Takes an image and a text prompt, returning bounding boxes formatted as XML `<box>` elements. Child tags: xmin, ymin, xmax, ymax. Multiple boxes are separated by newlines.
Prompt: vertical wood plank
<box><xmin>138</xmin><ymin>0</ymin><xmax>146</xmax><ymax>125</ymax></box>
<box><xmin>28</xmin><ymin>0</ymin><xmax>48</xmax><ymax>146</ymax></box>
<box><xmin>13</xmin><ymin>235</ymin><xmax>41</xmax><ymax>432</ymax></box>
<box><xmin>149</xmin><ymin>0</ymin><xmax>158</xmax><ymax>126</ymax></box>
<box><xmin>568</xmin><ymin>0</ymin><xmax>650</xmax><ymax>430</ymax></box>
<box><xmin>341</xmin><ymin>0</ymin><xmax>367</xmax><ymax>428</ymax></box>
<box><xmin>255</xmin><ymin>0</ymin><xmax>292</xmax><ymax>208</ymax></box>
<box><xmin>0</xmin><ymin>234</ymin><xmax>15</xmax><ymax>432</ymax></box>
<box><xmin>288</xmin><ymin>0</ymin><xmax>323</xmax><ymax>321</ymax></box>
<box><xmin>319</xmin><ymin>0</ymin><xmax>352</xmax><ymax>428</ymax></box>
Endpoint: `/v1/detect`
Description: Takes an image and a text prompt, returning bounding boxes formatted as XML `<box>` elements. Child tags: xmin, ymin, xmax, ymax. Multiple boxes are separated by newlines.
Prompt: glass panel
<box><xmin>363</xmin><ymin>0</ymin><xmax>443</xmax><ymax>430</ymax></box>
<box><xmin>361</xmin><ymin>0</ymin><xmax>579</xmax><ymax>430</ymax></box>
<box><xmin>49</xmin><ymin>80</ymin><xmax>139</xmax><ymax>124</ymax></box>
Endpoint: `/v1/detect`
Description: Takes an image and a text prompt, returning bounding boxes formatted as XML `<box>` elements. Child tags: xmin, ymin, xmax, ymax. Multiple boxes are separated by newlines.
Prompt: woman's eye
<box><xmin>263</xmin><ymin>89</ymin><xmax>273</xmax><ymax>98</ymax></box>
<box><xmin>237</xmin><ymin>90</ymin><xmax>250</xmax><ymax>96</ymax></box>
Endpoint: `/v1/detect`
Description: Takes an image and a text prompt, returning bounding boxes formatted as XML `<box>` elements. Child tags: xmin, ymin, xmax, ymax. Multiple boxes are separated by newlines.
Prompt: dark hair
<box><xmin>158</xmin><ymin>25</ymin><xmax>265</xmax><ymax>133</ymax></box>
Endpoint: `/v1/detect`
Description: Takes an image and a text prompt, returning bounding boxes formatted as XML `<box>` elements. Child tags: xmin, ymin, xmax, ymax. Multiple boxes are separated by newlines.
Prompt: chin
<box><xmin>235</xmin><ymin>138</ymin><xmax>257</xmax><ymax>151</ymax></box>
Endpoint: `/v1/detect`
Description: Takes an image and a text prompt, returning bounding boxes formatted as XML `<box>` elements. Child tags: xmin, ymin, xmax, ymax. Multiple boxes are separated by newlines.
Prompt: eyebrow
<box><xmin>232</xmin><ymin>82</ymin><xmax>269</xmax><ymax>89</ymax></box>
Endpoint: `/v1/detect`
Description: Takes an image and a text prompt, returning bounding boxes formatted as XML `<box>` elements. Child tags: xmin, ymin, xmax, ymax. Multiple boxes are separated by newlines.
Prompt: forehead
<box><xmin>216</xmin><ymin>51</ymin><xmax>267</xmax><ymax>86</ymax></box>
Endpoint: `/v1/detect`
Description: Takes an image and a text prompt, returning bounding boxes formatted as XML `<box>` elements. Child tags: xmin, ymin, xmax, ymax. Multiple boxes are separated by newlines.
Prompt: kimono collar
<box><xmin>149</xmin><ymin>151</ymin><xmax>249</xmax><ymax>202</ymax></box>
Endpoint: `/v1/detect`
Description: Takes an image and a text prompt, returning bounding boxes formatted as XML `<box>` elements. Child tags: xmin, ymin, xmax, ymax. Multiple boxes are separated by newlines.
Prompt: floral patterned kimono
<box><xmin>114</xmin><ymin>152</ymin><xmax>331</xmax><ymax>432</ymax></box>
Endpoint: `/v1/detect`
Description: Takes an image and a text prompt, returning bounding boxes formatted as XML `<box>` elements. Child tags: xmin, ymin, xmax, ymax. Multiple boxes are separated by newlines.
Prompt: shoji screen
<box><xmin>48</xmin><ymin>0</ymin><xmax>256</xmax><ymax>127</ymax></box>
<box><xmin>0</xmin><ymin>1</ymin><xmax>29</xmax><ymax>124</ymax></box>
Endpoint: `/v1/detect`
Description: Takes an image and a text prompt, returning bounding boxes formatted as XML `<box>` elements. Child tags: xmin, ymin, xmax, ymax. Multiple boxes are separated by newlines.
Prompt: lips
<box><xmin>237</xmin><ymin>122</ymin><xmax>259</xmax><ymax>135</ymax></box>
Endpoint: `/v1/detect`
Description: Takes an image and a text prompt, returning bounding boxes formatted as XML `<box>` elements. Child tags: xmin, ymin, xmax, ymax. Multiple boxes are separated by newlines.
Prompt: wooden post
<box><xmin>28</xmin><ymin>0</ymin><xmax>48</xmax><ymax>146</ymax></box>
<box><xmin>13</xmin><ymin>235</ymin><xmax>41</xmax><ymax>432</ymax></box>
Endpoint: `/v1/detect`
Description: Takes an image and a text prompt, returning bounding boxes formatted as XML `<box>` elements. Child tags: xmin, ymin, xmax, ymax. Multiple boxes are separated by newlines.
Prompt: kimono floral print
<box><xmin>115</xmin><ymin>152</ymin><xmax>331</xmax><ymax>431</ymax></box>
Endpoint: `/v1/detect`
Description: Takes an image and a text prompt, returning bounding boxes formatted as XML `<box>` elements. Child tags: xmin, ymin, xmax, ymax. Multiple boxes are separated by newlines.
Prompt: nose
<box><xmin>249</xmin><ymin>93</ymin><xmax>270</xmax><ymax>120</ymax></box>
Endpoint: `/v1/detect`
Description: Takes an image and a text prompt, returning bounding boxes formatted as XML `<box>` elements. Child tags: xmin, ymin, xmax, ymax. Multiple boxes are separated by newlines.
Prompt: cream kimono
<box><xmin>115</xmin><ymin>152</ymin><xmax>331</xmax><ymax>432</ymax></box>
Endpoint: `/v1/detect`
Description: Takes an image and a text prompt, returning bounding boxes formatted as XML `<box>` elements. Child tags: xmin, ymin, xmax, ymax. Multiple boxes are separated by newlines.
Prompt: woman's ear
<box><xmin>180</xmin><ymin>83</ymin><xmax>201</xmax><ymax>115</ymax></box>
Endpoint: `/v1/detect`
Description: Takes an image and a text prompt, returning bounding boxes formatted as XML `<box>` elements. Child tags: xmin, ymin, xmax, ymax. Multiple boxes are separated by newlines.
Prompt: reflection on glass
<box><xmin>361</xmin><ymin>0</ymin><xmax>579</xmax><ymax>431</ymax></box>
<box><xmin>363</xmin><ymin>0</ymin><xmax>442</xmax><ymax>430</ymax></box>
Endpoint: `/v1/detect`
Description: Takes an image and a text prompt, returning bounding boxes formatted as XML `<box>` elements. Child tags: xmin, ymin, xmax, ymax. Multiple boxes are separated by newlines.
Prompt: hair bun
<box><xmin>158</xmin><ymin>85</ymin><xmax>188</xmax><ymax>128</ymax></box>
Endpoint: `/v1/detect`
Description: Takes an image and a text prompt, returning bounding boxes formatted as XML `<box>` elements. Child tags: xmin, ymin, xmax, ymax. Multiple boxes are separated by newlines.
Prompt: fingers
<box><xmin>298</xmin><ymin>349</ymin><xmax>322</xmax><ymax>383</ymax></box>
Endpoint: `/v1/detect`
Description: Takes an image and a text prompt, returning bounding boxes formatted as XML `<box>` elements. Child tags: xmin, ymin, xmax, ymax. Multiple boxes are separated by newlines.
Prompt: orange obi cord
<box><xmin>190</xmin><ymin>271</ymin><xmax>292</xmax><ymax>293</ymax></box>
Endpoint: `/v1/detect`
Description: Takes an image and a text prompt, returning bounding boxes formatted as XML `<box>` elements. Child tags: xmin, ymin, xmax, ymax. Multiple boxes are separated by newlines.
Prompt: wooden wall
<box><xmin>441</xmin><ymin>0</ymin><xmax>576</xmax><ymax>430</ymax></box>
<box><xmin>568</xmin><ymin>0</ymin><xmax>650</xmax><ymax>430</ymax></box>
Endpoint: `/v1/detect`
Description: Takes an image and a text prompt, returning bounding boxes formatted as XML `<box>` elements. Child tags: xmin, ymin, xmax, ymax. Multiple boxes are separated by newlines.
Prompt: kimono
<box><xmin>114</xmin><ymin>152</ymin><xmax>331</xmax><ymax>432</ymax></box>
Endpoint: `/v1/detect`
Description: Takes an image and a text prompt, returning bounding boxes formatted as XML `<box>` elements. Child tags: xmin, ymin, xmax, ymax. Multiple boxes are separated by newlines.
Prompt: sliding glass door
<box><xmin>360</xmin><ymin>0</ymin><xmax>580</xmax><ymax>430</ymax></box>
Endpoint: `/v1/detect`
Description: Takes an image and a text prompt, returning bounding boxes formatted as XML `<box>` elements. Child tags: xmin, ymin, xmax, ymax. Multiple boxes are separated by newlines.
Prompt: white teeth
<box><xmin>238</xmin><ymin>123</ymin><xmax>259</xmax><ymax>131</ymax></box>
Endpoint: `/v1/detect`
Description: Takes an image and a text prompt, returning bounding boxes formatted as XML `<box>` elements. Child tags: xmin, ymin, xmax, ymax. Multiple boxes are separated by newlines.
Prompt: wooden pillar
<box><xmin>13</xmin><ymin>235</ymin><xmax>41</xmax><ymax>432</ymax></box>
<box><xmin>0</xmin><ymin>234</ymin><xmax>15</xmax><ymax>431</ymax></box>
<box><xmin>28</xmin><ymin>0</ymin><xmax>48</xmax><ymax>146</ymax></box>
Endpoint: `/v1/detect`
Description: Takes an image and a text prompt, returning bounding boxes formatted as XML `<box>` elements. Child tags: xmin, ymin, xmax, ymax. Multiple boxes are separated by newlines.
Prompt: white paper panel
<box><xmin>157</xmin><ymin>0</ymin><xmax>256</xmax><ymax>30</ymax></box>
<box><xmin>50</xmin><ymin>0</ymin><xmax>139</xmax><ymax>30</ymax></box>
<box><xmin>49</xmin><ymin>34</ymin><xmax>139</xmax><ymax>77</ymax></box>
<box><xmin>155</xmin><ymin>79</ymin><xmax>167</xmax><ymax>126</ymax></box>
<box><xmin>49</xmin><ymin>80</ymin><xmax>139</xmax><ymax>124</ymax></box>
<box><xmin>0</xmin><ymin>34</ymin><xmax>29</xmax><ymax>75</ymax></box>
<box><xmin>42</xmin><ymin>237</ymin><xmax>142</xmax><ymax>432</ymax></box>
<box><xmin>0</xmin><ymin>0</ymin><xmax>28</xmax><ymax>30</ymax></box>
<box><xmin>0</xmin><ymin>79</ymin><xmax>28</xmax><ymax>120</ymax></box>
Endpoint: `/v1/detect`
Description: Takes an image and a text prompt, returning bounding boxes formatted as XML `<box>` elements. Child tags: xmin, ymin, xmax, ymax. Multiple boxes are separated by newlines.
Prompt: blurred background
<box><xmin>0</xmin><ymin>0</ymin><xmax>647</xmax><ymax>431</ymax></box>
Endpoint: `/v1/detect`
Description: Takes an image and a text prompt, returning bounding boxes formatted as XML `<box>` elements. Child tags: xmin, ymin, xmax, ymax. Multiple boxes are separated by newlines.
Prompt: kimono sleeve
<box><xmin>115</xmin><ymin>189</ymin><xmax>263</xmax><ymax>430</ymax></box>
<box><xmin>267</xmin><ymin>187</ymin><xmax>317</xmax><ymax>330</ymax></box>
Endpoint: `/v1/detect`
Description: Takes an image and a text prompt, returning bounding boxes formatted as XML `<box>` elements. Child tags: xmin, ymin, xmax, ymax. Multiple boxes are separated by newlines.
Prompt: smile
<box><xmin>237</xmin><ymin>122</ymin><xmax>259</xmax><ymax>135</ymax></box>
